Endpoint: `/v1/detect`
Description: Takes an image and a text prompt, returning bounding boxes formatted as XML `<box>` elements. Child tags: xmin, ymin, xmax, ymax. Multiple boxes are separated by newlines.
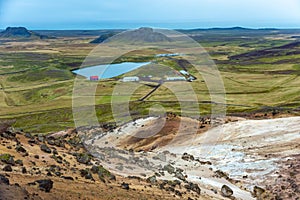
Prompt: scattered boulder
<box><xmin>121</xmin><ymin>182</ymin><xmax>130</xmax><ymax>190</ymax></box>
<box><xmin>15</xmin><ymin>145</ymin><xmax>27</xmax><ymax>154</ymax></box>
<box><xmin>37</xmin><ymin>135</ymin><xmax>45</xmax><ymax>142</ymax></box>
<box><xmin>163</xmin><ymin>164</ymin><xmax>175</xmax><ymax>174</ymax></box>
<box><xmin>76</xmin><ymin>153</ymin><xmax>91</xmax><ymax>164</ymax></box>
<box><xmin>116</xmin><ymin>164</ymin><xmax>124</xmax><ymax>171</ymax></box>
<box><xmin>21</xmin><ymin>167</ymin><xmax>27</xmax><ymax>174</ymax></box>
<box><xmin>196</xmin><ymin>159</ymin><xmax>212</xmax><ymax>165</ymax></box>
<box><xmin>0</xmin><ymin>154</ymin><xmax>15</xmax><ymax>165</ymax></box>
<box><xmin>252</xmin><ymin>186</ymin><xmax>265</xmax><ymax>197</ymax></box>
<box><xmin>182</xmin><ymin>152</ymin><xmax>194</xmax><ymax>161</ymax></box>
<box><xmin>35</xmin><ymin>179</ymin><xmax>53</xmax><ymax>192</ymax></box>
<box><xmin>185</xmin><ymin>182</ymin><xmax>201</xmax><ymax>195</ymax></box>
<box><xmin>55</xmin><ymin>172</ymin><xmax>62</xmax><ymax>176</ymax></box>
<box><xmin>15</xmin><ymin>159</ymin><xmax>23</xmax><ymax>166</ymax></box>
<box><xmin>25</xmin><ymin>133</ymin><xmax>33</xmax><ymax>138</ymax></box>
<box><xmin>79</xmin><ymin>169</ymin><xmax>89</xmax><ymax>177</ymax></box>
<box><xmin>1</xmin><ymin>132</ymin><xmax>16</xmax><ymax>140</ymax></box>
<box><xmin>153</xmin><ymin>153</ymin><xmax>167</xmax><ymax>162</ymax></box>
<box><xmin>46</xmin><ymin>138</ymin><xmax>55</xmax><ymax>145</ymax></box>
<box><xmin>0</xmin><ymin>174</ymin><xmax>9</xmax><ymax>185</ymax></box>
<box><xmin>52</xmin><ymin>149</ymin><xmax>58</xmax><ymax>155</ymax></box>
<box><xmin>147</xmin><ymin>175</ymin><xmax>157</xmax><ymax>184</ymax></box>
<box><xmin>175</xmin><ymin>171</ymin><xmax>186</xmax><ymax>181</ymax></box>
<box><xmin>90</xmin><ymin>165</ymin><xmax>111</xmax><ymax>177</ymax></box>
<box><xmin>98</xmin><ymin>172</ymin><xmax>105</xmax><ymax>183</ymax></box>
<box><xmin>51</xmin><ymin>155</ymin><xmax>63</xmax><ymax>164</ymax></box>
<box><xmin>28</xmin><ymin>138</ymin><xmax>37</xmax><ymax>145</ymax></box>
<box><xmin>215</xmin><ymin>170</ymin><xmax>229</xmax><ymax>179</ymax></box>
<box><xmin>3</xmin><ymin>164</ymin><xmax>12</xmax><ymax>172</ymax></box>
<box><xmin>80</xmin><ymin>169</ymin><xmax>94</xmax><ymax>180</ymax></box>
<box><xmin>40</xmin><ymin>144</ymin><xmax>52</xmax><ymax>153</ymax></box>
<box><xmin>109</xmin><ymin>174</ymin><xmax>116</xmax><ymax>181</ymax></box>
<box><xmin>221</xmin><ymin>185</ymin><xmax>233</xmax><ymax>197</ymax></box>
<box><xmin>175</xmin><ymin>190</ymin><xmax>182</xmax><ymax>196</ymax></box>
<box><xmin>91</xmin><ymin>165</ymin><xmax>99</xmax><ymax>174</ymax></box>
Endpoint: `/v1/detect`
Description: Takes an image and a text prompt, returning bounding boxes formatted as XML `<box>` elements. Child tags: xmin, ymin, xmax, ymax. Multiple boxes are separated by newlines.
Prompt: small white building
<box><xmin>179</xmin><ymin>70</ymin><xmax>189</xmax><ymax>76</ymax></box>
<box><xmin>155</xmin><ymin>53</ymin><xmax>180</xmax><ymax>57</ymax></box>
<box><xmin>122</xmin><ymin>76</ymin><xmax>140</xmax><ymax>82</ymax></box>
<box><xmin>166</xmin><ymin>76</ymin><xmax>186</xmax><ymax>81</ymax></box>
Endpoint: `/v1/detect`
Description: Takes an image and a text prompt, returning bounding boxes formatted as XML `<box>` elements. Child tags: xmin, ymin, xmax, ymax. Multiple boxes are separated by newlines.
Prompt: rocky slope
<box><xmin>80</xmin><ymin>114</ymin><xmax>300</xmax><ymax>200</ymax></box>
<box><xmin>1</xmin><ymin>114</ymin><xmax>299</xmax><ymax>199</ymax></box>
<box><xmin>0</xmin><ymin>122</ymin><xmax>209</xmax><ymax>200</ymax></box>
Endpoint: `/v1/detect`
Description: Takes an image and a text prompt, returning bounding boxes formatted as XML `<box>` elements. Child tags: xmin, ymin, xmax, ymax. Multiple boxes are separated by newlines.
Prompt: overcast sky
<box><xmin>1</xmin><ymin>0</ymin><xmax>300</xmax><ymax>29</ymax></box>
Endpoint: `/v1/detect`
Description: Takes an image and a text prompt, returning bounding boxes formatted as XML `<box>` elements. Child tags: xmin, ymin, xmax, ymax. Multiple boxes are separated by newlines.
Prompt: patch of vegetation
<box><xmin>8</xmin><ymin>67</ymin><xmax>74</xmax><ymax>83</ymax></box>
<box><xmin>0</xmin><ymin>154</ymin><xmax>13</xmax><ymax>163</ymax></box>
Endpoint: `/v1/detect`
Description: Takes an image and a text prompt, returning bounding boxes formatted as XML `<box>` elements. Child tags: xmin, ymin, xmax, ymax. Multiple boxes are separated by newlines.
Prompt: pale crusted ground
<box><xmin>84</xmin><ymin>115</ymin><xmax>300</xmax><ymax>200</ymax></box>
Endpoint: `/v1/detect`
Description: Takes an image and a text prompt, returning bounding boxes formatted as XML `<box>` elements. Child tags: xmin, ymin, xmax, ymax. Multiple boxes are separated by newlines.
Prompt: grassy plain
<box><xmin>1</xmin><ymin>28</ymin><xmax>300</xmax><ymax>133</ymax></box>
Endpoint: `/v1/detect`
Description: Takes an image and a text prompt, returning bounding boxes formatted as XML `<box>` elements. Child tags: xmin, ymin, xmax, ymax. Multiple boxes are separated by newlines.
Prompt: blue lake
<box><xmin>73</xmin><ymin>62</ymin><xmax>150</xmax><ymax>79</ymax></box>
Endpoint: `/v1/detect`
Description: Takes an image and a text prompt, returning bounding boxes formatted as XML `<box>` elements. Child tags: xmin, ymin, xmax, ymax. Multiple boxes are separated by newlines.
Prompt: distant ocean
<box><xmin>2</xmin><ymin>20</ymin><xmax>300</xmax><ymax>30</ymax></box>
<box><xmin>27</xmin><ymin>21</ymin><xmax>221</xmax><ymax>30</ymax></box>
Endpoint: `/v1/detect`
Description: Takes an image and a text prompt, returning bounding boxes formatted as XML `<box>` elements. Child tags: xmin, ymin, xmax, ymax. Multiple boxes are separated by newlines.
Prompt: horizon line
<box><xmin>2</xmin><ymin>26</ymin><xmax>300</xmax><ymax>31</ymax></box>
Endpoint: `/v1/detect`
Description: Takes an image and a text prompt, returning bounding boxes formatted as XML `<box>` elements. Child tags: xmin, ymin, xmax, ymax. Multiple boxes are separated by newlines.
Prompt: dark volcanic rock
<box><xmin>3</xmin><ymin>164</ymin><xmax>12</xmax><ymax>172</ymax></box>
<box><xmin>152</xmin><ymin>153</ymin><xmax>167</xmax><ymax>162</ymax></box>
<box><xmin>185</xmin><ymin>182</ymin><xmax>201</xmax><ymax>195</ymax></box>
<box><xmin>121</xmin><ymin>182</ymin><xmax>130</xmax><ymax>190</ymax></box>
<box><xmin>22</xmin><ymin>166</ymin><xmax>27</xmax><ymax>174</ymax></box>
<box><xmin>76</xmin><ymin>153</ymin><xmax>91</xmax><ymax>164</ymax></box>
<box><xmin>1</xmin><ymin>130</ymin><xmax>16</xmax><ymax>139</ymax></box>
<box><xmin>80</xmin><ymin>169</ymin><xmax>94</xmax><ymax>180</ymax></box>
<box><xmin>109</xmin><ymin>174</ymin><xmax>116</xmax><ymax>181</ymax></box>
<box><xmin>175</xmin><ymin>171</ymin><xmax>186</xmax><ymax>181</ymax></box>
<box><xmin>163</xmin><ymin>164</ymin><xmax>175</xmax><ymax>174</ymax></box>
<box><xmin>252</xmin><ymin>186</ymin><xmax>265</xmax><ymax>198</ymax></box>
<box><xmin>15</xmin><ymin>159</ymin><xmax>23</xmax><ymax>166</ymax></box>
<box><xmin>175</xmin><ymin>190</ymin><xmax>182</xmax><ymax>196</ymax></box>
<box><xmin>182</xmin><ymin>152</ymin><xmax>195</xmax><ymax>161</ymax></box>
<box><xmin>90</xmin><ymin>165</ymin><xmax>99</xmax><ymax>174</ymax></box>
<box><xmin>0</xmin><ymin>174</ymin><xmax>9</xmax><ymax>185</ymax></box>
<box><xmin>40</xmin><ymin>144</ymin><xmax>51</xmax><ymax>153</ymax></box>
<box><xmin>147</xmin><ymin>175</ymin><xmax>157</xmax><ymax>184</ymax></box>
<box><xmin>214</xmin><ymin>170</ymin><xmax>229</xmax><ymax>179</ymax></box>
<box><xmin>221</xmin><ymin>185</ymin><xmax>233</xmax><ymax>197</ymax></box>
<box><xmin>25</xmin><ymin>133</ymin><xmax>33</xmax><ymax>138</ymax></box>
<box><xmin>35</xmin><ymin>179</ymin><xmax>53</xmax><ymax>192</ymax></box>
<box><xmin>15</xmin><ymin>145</ymin><xmax>27</xmax><ymax>153</ymax></box>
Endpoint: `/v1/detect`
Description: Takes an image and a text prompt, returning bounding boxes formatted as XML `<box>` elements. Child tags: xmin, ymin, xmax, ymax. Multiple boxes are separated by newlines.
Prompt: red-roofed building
<box><xmin>90</xmin><ymin>76</ymin><xmax>99</xmax><ymax>81</ymax></box>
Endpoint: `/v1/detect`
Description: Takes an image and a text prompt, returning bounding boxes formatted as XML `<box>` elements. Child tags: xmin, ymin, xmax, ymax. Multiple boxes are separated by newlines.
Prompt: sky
<box><xmin>1</xmin><ymin>0</ymin><xmax>300</xmax><ymax>29</ymax></box>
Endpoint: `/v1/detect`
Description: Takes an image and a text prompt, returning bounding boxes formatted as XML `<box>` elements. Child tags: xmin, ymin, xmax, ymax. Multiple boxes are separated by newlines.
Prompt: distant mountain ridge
<box><xmin>90</xmin><ymin>32</ymin><xmax>116</xmax><ymax>43</ymax></box>
<box><xmin>179</xmin><ymin>26</ymin><xmax>280</xmax><ymax>32</ymax></box>
<box><xmin>0</xmin><ymin>27</ymin><xmax>49</xmax><ymax>39</ymax></box>
<box><xmin>91</xmin><ymin>27</ymin><xmax>171</xmax><ymax>44</ymax></box>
